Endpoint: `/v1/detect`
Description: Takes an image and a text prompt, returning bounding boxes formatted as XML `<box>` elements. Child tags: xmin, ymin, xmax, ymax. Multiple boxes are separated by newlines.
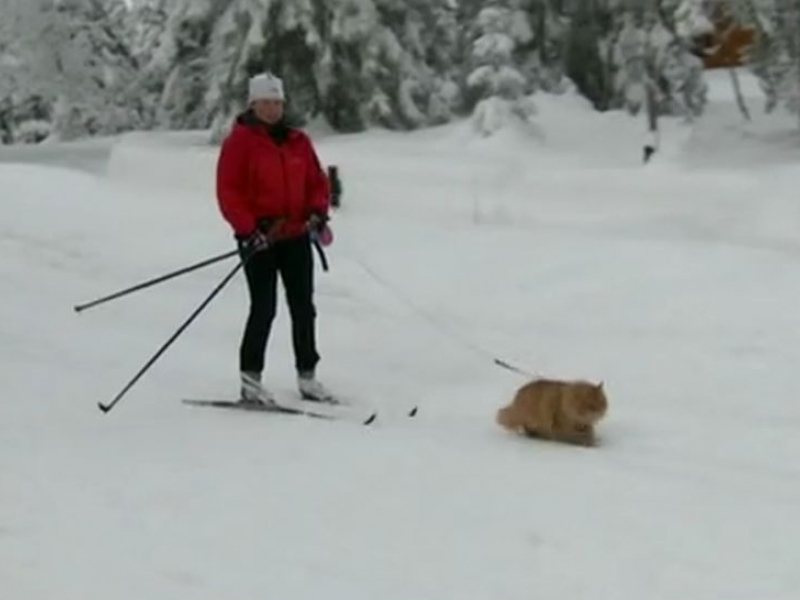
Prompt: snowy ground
<box><xmin>2</xmin><ymin>70</ymin><xmax>800</xmax><ymax>599</ymax></box>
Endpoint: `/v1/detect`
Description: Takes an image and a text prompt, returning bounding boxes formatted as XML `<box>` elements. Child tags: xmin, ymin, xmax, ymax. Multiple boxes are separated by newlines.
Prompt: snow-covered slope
<box><xmin>2</xmin><ymin>72</ymin><xmax>800</xmax><ymax>599</ymax></box>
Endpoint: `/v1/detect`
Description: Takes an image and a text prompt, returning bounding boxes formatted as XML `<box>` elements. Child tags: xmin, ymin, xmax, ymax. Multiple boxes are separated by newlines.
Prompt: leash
<box><xmin>309</xmin><ymin>220</ymin><xmax>534</xmax><ymax>377</ymax></box>
<box><xmin>346</xmin><ymin>246</ymin><xmax>535</xmax><ymax>378</ymax></box>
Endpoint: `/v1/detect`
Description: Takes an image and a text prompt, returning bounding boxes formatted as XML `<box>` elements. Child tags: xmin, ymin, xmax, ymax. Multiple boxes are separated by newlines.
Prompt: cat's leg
<box><xmin>521</xmin><ymin>409</ymin><xmax>556</xmax><ymax>441</ymax></box>
<box><xmin>522</xmin><ymin>425</ymin><xmax>545</xmax><ymax>439</ymax></box>
<box><xmin>555</xmin><ymin>425</ymin><xmax>596</xmax><ymax>447</ymax></box>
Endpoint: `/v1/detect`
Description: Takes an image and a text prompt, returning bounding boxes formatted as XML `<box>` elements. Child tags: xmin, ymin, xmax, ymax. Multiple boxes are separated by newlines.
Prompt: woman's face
<box><xmin>252</xmin><ymin>99</ymin><xmax>284</xmax><ymax>124</ymax></box>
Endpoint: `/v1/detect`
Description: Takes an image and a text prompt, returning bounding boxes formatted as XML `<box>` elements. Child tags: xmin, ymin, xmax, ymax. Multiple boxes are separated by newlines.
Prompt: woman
<box><xmin>215</xmin><ymin>72</ymin><xmax>333</xmax><ymax>405</ymax></box>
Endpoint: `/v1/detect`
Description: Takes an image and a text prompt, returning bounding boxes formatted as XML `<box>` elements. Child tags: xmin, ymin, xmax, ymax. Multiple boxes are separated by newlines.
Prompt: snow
<box><xmin>2</xmin><ymin>69</ymin><xmax>800</xmax><ymax>599</ymax></box>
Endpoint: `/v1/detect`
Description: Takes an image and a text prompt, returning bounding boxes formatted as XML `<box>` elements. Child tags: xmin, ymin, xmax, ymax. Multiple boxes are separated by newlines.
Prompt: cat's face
<box><xmin>572</xmin><ymin>383</ymin><xmax>608</xmax><ymax>424</ymax></box>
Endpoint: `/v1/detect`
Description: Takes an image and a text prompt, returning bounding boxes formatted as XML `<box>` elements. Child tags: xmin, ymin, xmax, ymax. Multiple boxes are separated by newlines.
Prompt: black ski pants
<box><xmin>238</xmin><ymin>233</ymin><xmax>320</xmax><ymax>375</ymax></box>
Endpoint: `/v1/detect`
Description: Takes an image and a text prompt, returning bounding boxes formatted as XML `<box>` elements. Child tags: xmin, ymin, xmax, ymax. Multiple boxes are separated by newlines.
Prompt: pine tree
<box><xmin>609</xmin><ymin>1</ymin><xmax>708</xmax><ymax>120</ymax></box>
<box><xmin>6</xmin><ymin>0</ymin><xmax>139</xmax><ymax>142</ymax></box>
<box><xmin>0</xmin><ymin>1</ymin><xmax>38</xmax><ymax>143</ymax></box>
<box><xmin>465</xmin><ymin>1</ymin><xmax>536</xmax><ymax>136</ymax></box>
<box><xmin>321</xmin><ymin>0</ymin><xmax>379</xmax><ymax>132</ymax></box>
<box><xmin>414</xmin><ymin>0</ymin><xmax>462</xmax><ymax>124</ymax></box>
<box><xmin>612</xmin><ymin>10</ymin><xmax>649</xmax><ymax>115</ymax></box>
<box><xmin>130</xmin><ymin>0</ymin><xmax>171</xmax><ymax>66</ymax></box>
<box><xmin>368</xmin><ymin>0</ymin><xmax>427</xmax><ymax>128</ymax></box>
<box><xmin>731</xmin><ymin>0</ymin><xmax>800</xmax><ymax>122</ymax></box>
<box><xmin>517</xmin><ymin>0</ymin><xmax>570</xmax><ymax>94</ymax></box>
<box><xmin>203</xmin><ymin>1</ymin><xmax>263</xmax><ymax>141</ymax></box>
<box><xmin>146</xmin><ymin>0</ymin><xmax>226</xmax><ymax>130</ymax></box>
<box><xmin>247</xmin><ymin>0</ymin><xmax>326</xmax><ymax>126</ymax></box>
<box><xmin>565</xmin><ymin>0</ymin><xmax>618</xmax><ymax>110</ymax></box>
<box><xmin>368</xmin><ymin>0</ymin><xmax>462</xmax><ymax>128</ymax></box>
<box><xmin>656</xmin><ymin>0</ymin><xmax>712</xmax><ymax>118</ymax></box>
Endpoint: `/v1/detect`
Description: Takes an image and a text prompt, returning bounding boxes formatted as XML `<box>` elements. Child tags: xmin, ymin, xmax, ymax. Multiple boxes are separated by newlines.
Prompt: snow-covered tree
<box><xmin>203</xmin><ymin>0</ymin><xmax>331</xmax><ymax>141</ymax></box>
<box><xmin>204</xmin><ymin>1</ymin><xmax>271</xmax><ymax>142</ymax></box>
<box><xmin>517</xmin><ymin>0</ymin><xmax>571</xmax><ymax>93</ymax></box>
<box><xmin>413</xmin><ymin>0</ymin><xmax>462</xmax><ymax>124</ymax></box>
<box><xmin>728</xmin><ymin>0</ymin><xmax>800</xmax><ymax>122</ymax></box>
<box><xmin>366</xmin><ymin>0</ymin><xmax>462</xmax><ymax>128</ymax></box>
<box><xmin>672</xmin><ymin>0</ymin><xmax>715</xmax><ymax>38</ymax></box>
<box><xmin>268</xmin><ymin>0</ymin><xmax>326</xmax><ymax>123</ymax></box>
<box><xmin>144</xmin><ymin>0</ymin><xmax>224</xmax><ymax>130</ymax></box>
<box><xmin>0</xmin><ymin>1</ymin><xmax>27</xmax><ymax>142</ymax></box>
<box><xmin>319</xmin><ymin>0</ymin><xmax>379</xmax><ymax>132</ymax></box>
<box><xmin>1</xmin><ymin>0</ymin><xmax>139</xmax><ymax>143</ymax></box>
<box><xmin>609</xmin><ymin>2</ymin><xmax>709</xmax><ymax>119</ymax></box>
<box><xmin>612</xmin><ymin>12</ymin><xmax>650</xmax><ymax>115</ymax></box>
<box><xmin>12</xmin><ymin>0</ymin><xmax>793</xmax><ymax>145</ymax></box>
<box><xmin>658</xmin><ymin>0</ymin><xmax>713</xmax><ymax>117</ymax></box>
<box><xmin>564</xmin><ymin>0</ymin><xmax>617</xmax><ymax>110</ymax></box>
<box><xmin>130</xmin><ymin>0</ymin><xmax>172</xmax><ymax>66</ymax></box>
<box><xmin>465</xmin><ymin>2</ymin><xmax>536</xmax><ymax>136</ymax></box>
<box><xmin>150</xmin><ymin>0</ymin><xmax>466</xmax><ymax>137</ymax></box>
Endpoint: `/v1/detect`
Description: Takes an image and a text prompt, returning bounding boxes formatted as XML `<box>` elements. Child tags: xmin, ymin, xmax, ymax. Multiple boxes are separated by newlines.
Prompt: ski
<box><xmin>182</xmin><ymin>398</ymin><xmax>326</xmax><ymax>417</ymax></box>
<box><xmin>181</xmin><ymin>398</ymin><xmax>377</xmax><ymax>425</ymax></box>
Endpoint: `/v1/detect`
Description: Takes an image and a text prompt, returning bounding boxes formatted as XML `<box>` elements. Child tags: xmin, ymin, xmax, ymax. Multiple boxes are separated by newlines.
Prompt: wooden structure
<box><xmin>694</xmin><ymin>6</ymin><xmax>757</xmax><ymax>69</ymax></box>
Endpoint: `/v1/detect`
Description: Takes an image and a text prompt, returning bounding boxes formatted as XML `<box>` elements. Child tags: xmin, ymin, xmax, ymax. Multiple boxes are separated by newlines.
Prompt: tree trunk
<box><xmin>643</xmin><ymin>77</ymin><xmax>658</xmax><ymax>164</ymax></box>
<box><xmin>729</xmin><ymin>67</ymin><xmax>752</xmax><ymax>121</ymax></box>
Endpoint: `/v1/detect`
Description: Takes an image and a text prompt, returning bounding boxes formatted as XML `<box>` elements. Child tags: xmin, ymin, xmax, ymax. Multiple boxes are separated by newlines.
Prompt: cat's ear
<box><xmin>597</xmin><ymin>381</ymin><xmax>604</xmax><ymax>390</ymax></box>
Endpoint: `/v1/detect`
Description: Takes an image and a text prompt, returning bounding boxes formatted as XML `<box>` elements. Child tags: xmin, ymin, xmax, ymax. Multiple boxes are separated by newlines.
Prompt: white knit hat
<box><xmin>248</xmin><ymin>73</ymin><xmax>285</xmax><ymax>103</ymax></box>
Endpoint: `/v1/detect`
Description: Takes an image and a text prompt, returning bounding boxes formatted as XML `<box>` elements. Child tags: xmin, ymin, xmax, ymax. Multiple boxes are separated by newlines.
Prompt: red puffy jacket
<box><xmin>215</xmin><ymin>114</ymin><xmax>330</xmax><ymax>239</ymax></box>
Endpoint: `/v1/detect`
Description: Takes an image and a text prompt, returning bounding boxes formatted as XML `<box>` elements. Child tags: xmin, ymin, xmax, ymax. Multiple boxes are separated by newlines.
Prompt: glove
<box><xmin>307</xmin><ymin>212</ymin><xmax>333</xmax><ymax>247</ymax></box>
<box><xmin>314</xmin><ymin>225</ymin><xmax>333</xmax><ymax>247</ymax></box>
<box><xmin>306</xmin><ymin>212</ymin><xmax>329</xmax><ymax>233</ymax></box>
<box><xmin>239</xmin><ymin>228</ymin><xmax>270</xmax><ymax>253</ymax></box>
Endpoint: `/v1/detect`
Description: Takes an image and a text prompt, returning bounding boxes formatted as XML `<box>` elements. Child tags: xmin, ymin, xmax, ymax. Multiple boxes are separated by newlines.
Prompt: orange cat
<box><xmin>496</xmin><ymin>378</ymin><xmax>608</xmax><ymax>447</ymax></box>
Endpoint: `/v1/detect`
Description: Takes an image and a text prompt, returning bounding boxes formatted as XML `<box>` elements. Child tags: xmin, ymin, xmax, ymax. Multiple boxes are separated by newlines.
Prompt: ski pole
<box><xmin>98</xmin><ymin>257</ymin><xmax>246</xmax><ymax>414</ymax></box>
<box><xmin>74</xmin><ymin>249</ymin><xmax>240</xmax><ymax>313</ymax></box>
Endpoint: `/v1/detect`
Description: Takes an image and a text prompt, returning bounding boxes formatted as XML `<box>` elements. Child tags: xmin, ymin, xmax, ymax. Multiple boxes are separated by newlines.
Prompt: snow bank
<box><xmin>105</xmin><ymin>130</ymin><xmax>219</xmax><ymax>197</ymax></box>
